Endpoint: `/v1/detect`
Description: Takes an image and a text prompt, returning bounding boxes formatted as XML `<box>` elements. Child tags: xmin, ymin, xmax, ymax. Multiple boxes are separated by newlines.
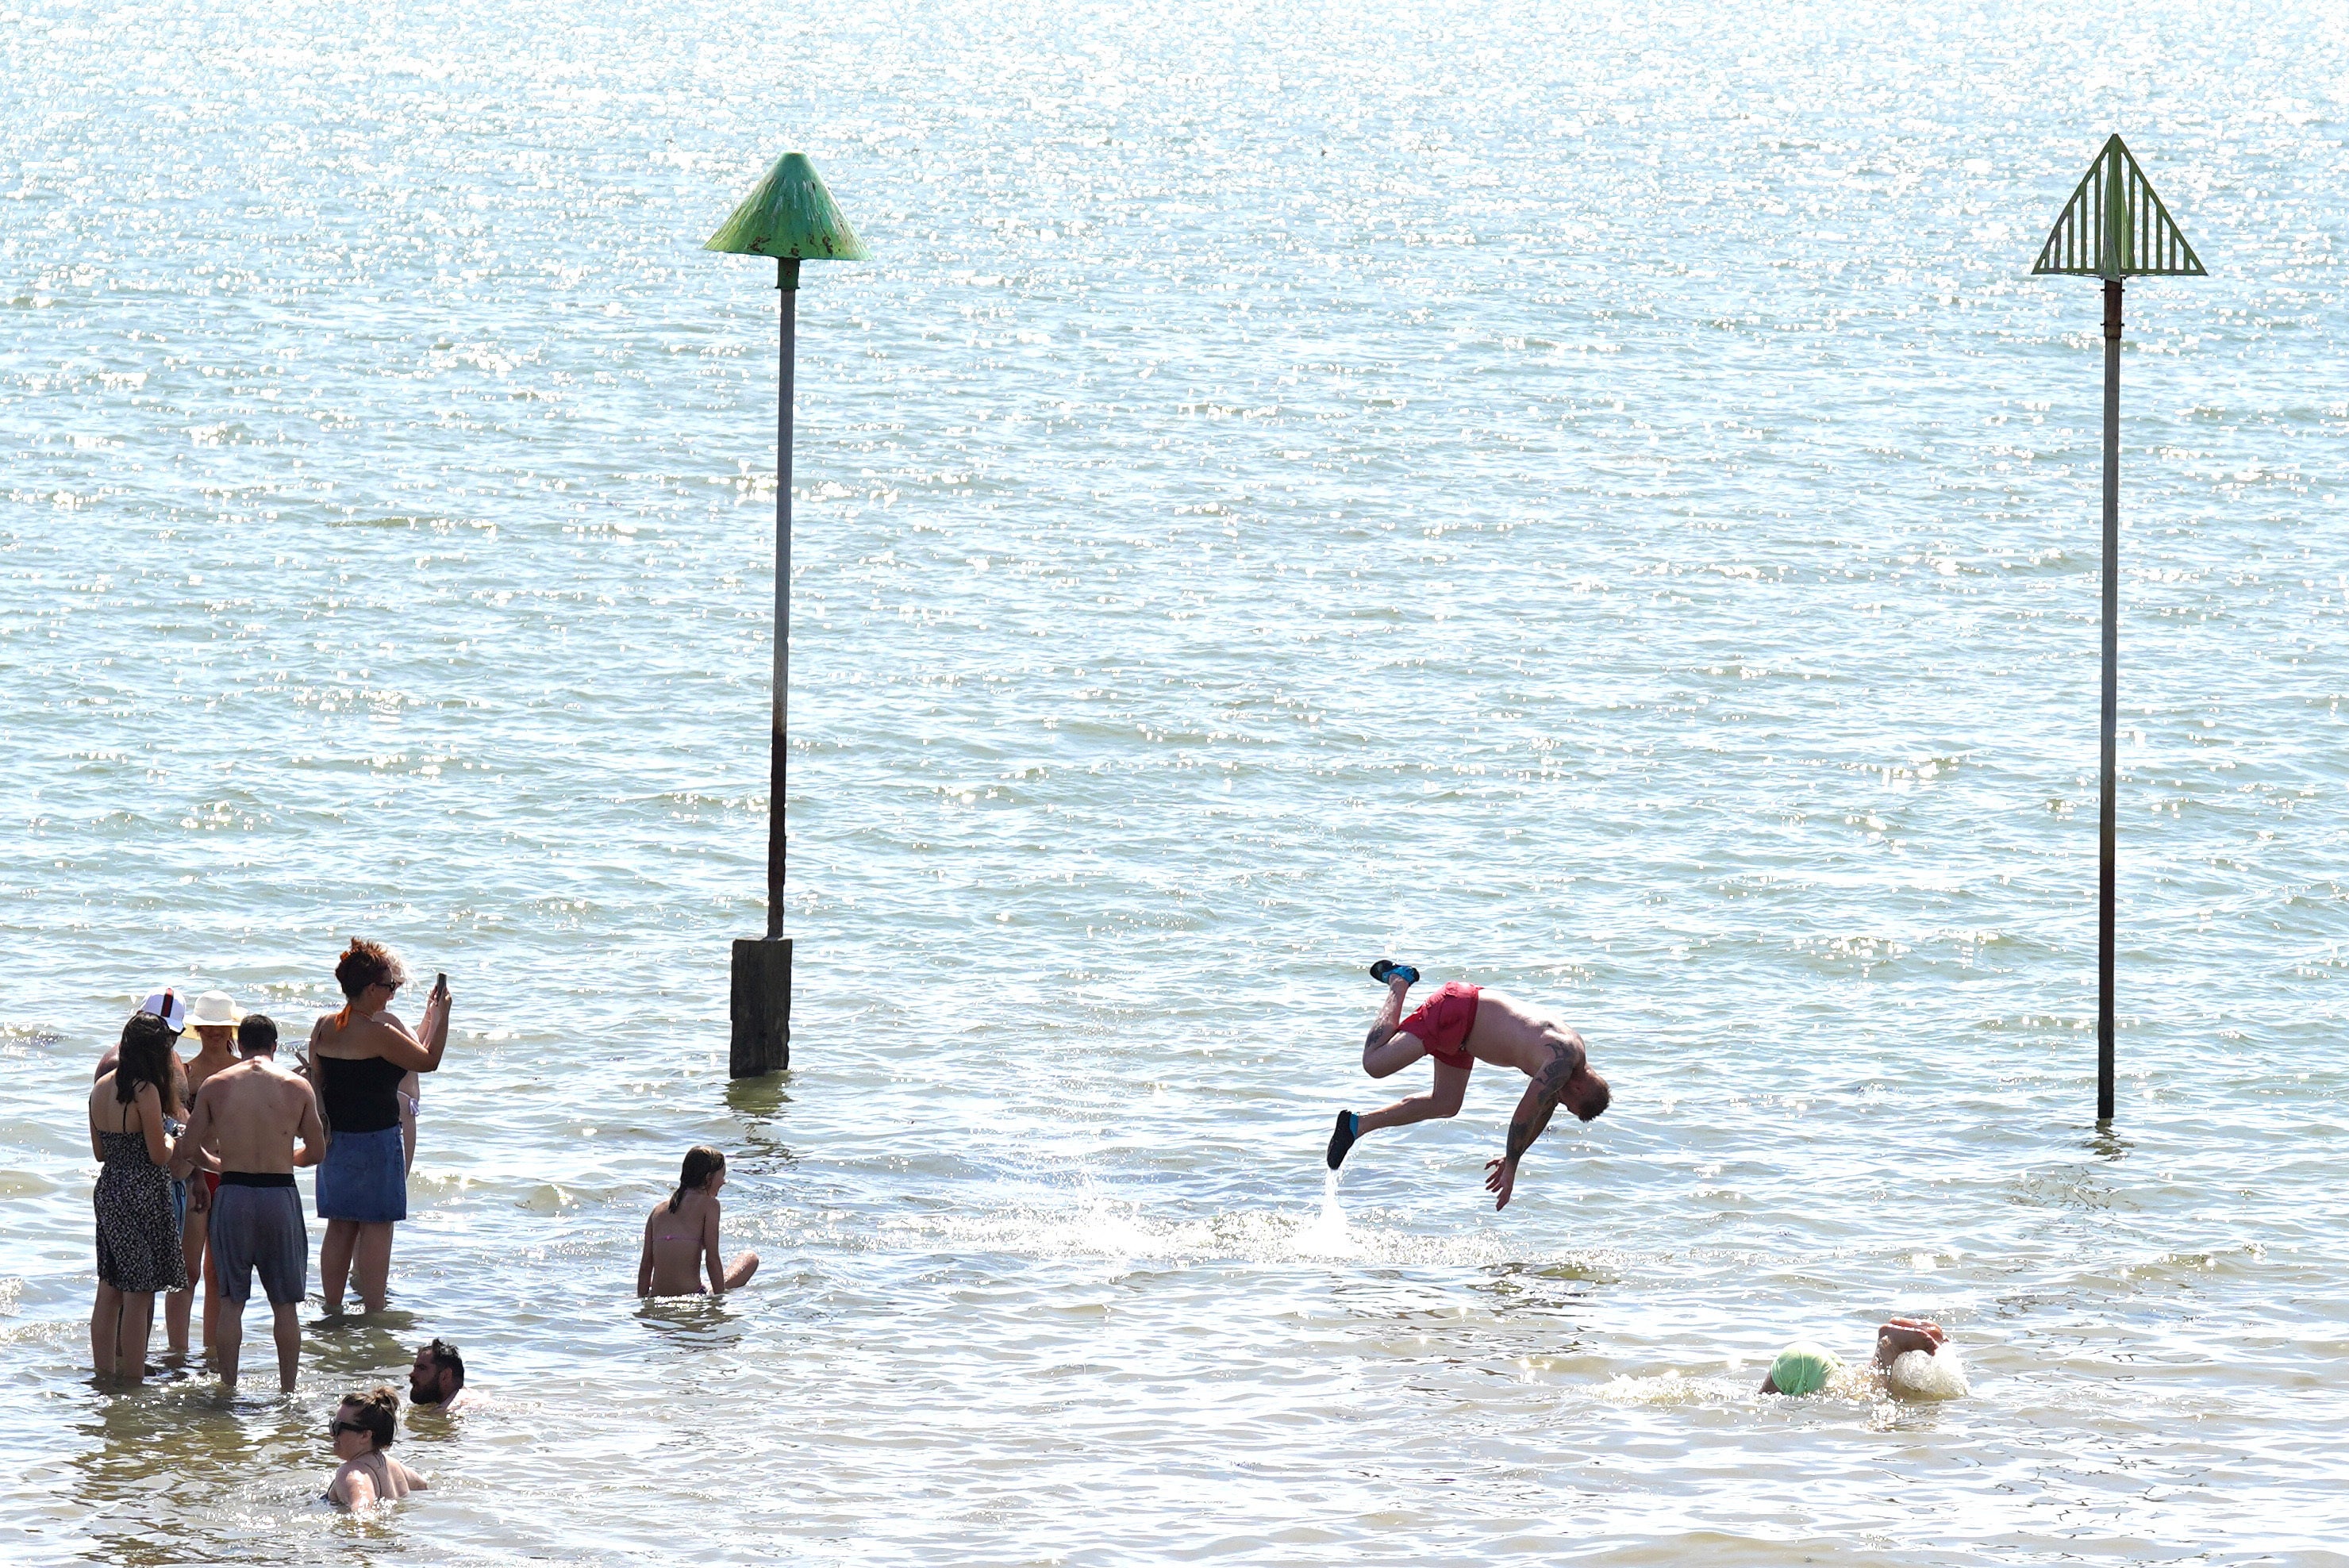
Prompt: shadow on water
<box><xmin>1482</xmin><ymin>1259</ymin><xmax>1609</xmax><ymax>1320</ymax></box>
<box><xmin>305</xmin><ymin>1307</ymin><xmax>423</xmax><ymax>1386</ymax></box>
<box><xmin>2084</xmin><ymin>1123</ymin><xmax>2134</xmax><ymax>1163</ymax></box>
<box><xmin>723</xmin><ymin>1073</ymin><xmax>794</xmax><ymax>1120</ymax></box>
<box><xmin>725</xmin><ymin>1074</ymin><xmax>798</xmax><ymax>1174</ymax></box>
<box><xmin>632</xmin><ymin>1295</ymin><xmax>748</xmax><ymax>1355</ymax></box>
<box><xmin>68</xmin><ymin>1377</ymin><xmax>340</xmax><ymax>1562</ymax></box>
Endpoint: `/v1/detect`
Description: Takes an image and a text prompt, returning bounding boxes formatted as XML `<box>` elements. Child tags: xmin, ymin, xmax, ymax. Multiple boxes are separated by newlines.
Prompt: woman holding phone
<box><xmin>304</xmin><ymin>940</ymin><xmax>450</xmax><ymax>1312</ymax></box>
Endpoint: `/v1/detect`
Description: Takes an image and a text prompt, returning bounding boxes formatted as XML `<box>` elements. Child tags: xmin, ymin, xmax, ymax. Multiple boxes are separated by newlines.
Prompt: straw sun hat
<box><xmin>185</xmin><ymin>990</ymin><xmax>244</xmax><ymax>1029</ymax></box>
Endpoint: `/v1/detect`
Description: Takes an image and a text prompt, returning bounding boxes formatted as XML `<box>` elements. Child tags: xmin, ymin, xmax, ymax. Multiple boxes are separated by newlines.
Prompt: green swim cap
<box><xmin>1769</xmin><ymin>1343</ymin><xmax>1843</xmax><ymax>1396</ymax></box>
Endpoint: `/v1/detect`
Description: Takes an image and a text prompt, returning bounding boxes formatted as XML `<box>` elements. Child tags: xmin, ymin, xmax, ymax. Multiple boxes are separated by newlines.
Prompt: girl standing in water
<box><xmin>637</xmin><ymin>1147</ymin><xmax>759</xmax><ymax>1297</ymax></box>
<box><xmin>88</xmin><ymin>1012</ymin><xmax>189</xmax><ymax>1382</ymax></box>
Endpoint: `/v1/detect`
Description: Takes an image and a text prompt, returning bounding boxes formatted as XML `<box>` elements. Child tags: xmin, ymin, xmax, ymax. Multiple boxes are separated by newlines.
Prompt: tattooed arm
<box><xmin>1483</xmin><ymin>1038</ymin><xmax>1583</xmax><ymax>1210</ymax></box>
<box><xmin>1360</xmin><ymin>976</ymin><xmax>1416</xmax><ymax>1066</ymax></box>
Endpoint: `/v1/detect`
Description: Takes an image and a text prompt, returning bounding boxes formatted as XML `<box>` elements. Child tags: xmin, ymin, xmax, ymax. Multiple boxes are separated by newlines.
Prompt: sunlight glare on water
<box><xmin>4</xmin><ymin>0</ymin><xmax>2349</xmax><ymax>1562</ymax></box>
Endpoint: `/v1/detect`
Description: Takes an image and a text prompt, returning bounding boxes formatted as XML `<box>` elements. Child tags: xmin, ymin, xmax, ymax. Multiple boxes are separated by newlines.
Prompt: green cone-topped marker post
<box><xmin>705</xmin><ymin>152</ymin><xmax>869</xmax><ymax>1078</ymax></box>
<box><xmin>2031</xmin><ymin>135</ymin><xmax>2206</xmax><ymax>1123</ymax></box>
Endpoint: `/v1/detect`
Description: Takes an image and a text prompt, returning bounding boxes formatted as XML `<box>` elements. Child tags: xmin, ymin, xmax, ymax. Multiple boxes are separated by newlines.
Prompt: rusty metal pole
<box><xmin>2097</xmin><ymin>278</ymin><xmax>2121</xmax><ymax>1124</ymax></box>
<box><xmin>2034</xmin><ymin>135</ymin><xmax>2203</xmax><ymax>1125</ymax></box>
<box><xmin>707</xmin><ymin>152</ymin><xmax>863</xmax><ymax>1078</ymax></box>
<box><xmin>767</xmin><ymin>259</ymin><xmax>798</xmax><ymax>942</ymax></box>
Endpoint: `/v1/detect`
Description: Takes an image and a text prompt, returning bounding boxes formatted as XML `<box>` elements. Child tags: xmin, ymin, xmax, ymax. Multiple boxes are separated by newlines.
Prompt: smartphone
<box><xmin>433</xmin><ymin>972</ymin><xmax>448</xmax><ymax>999</ymax></box>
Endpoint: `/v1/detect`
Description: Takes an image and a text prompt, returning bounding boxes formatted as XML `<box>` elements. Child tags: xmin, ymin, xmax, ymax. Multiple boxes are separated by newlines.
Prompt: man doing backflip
<box><xmin>1326</xmin><ymin>964</ymin><xmax>1609</xmax><ymax>1209</ymax></box>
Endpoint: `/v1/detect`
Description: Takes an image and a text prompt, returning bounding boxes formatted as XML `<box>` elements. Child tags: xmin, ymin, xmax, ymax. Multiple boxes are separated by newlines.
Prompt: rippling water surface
<box><xmin>6</xmin><ymin>1</ymin><xmax>2348</xmax><ymax>1562</ymax></box>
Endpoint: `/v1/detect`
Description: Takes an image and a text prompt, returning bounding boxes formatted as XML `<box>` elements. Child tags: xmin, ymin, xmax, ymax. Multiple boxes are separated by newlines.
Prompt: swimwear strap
<box><xmin>219</xmin><ymin>1170</ymin><xmax>298</xmax><ymax>1188</ymax></box>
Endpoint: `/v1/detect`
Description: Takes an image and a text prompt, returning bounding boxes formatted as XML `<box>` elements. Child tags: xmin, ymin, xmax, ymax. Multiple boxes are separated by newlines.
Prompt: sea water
<box><xmin>4</xmin><ymin>0</ymin><xmax>2348</xmax><ymax>1562</ymax></box>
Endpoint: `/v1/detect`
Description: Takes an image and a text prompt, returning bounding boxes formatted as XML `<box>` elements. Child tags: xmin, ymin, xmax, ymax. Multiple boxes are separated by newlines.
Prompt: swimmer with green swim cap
<box><xmin>1763</xmin><ymin>1343</ymin><xmax>1843</xmax><ymax>1395</ymax></box>
<box><xmin>1759</xmin><ymin>1318</ymin><xmax>1951</xmax><ymax>1396</ymax></box>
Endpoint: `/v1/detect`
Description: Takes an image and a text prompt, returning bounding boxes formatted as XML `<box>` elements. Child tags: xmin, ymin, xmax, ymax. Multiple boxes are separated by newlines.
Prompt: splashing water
<box><xmin>1888</xmin><ymin>1347</ymin><xmax>1972</xmax><ymax>1401</ymax></box>
<box><xmin>1303</xmin><ymin>1166</ymin><xmax>1357</xmax><ymax>1259</ymax></box>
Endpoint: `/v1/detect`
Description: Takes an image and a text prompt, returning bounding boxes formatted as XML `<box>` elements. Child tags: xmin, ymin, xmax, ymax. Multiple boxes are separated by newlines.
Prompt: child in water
<box><xmin>637</xmin><ymin>1146</ymin><xmax>760</xmax><ymax>1297</ymax></box>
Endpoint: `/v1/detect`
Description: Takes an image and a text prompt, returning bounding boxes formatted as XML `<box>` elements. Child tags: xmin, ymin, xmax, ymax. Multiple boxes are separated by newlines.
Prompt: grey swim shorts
<box><xmin>210</xmin><ymin>1176</ymin><xmax>309</xmax><ymax>1306</ymax></box>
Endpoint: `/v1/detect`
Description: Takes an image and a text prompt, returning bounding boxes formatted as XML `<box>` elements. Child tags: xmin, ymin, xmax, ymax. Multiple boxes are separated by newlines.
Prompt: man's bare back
<box><xmin>171</xmin><ymin>1021</ymin><xmax>324</xmax><ymax>1391</ymax></box>
<box><xmin>1457</xmin><ymin>989</ymin><xmax>1589</xmax><ymax>1077</ymax></box>
<box><xmin>187</xmin><ymin>1057</ymin><xmax>320</xmax><ymax>1174</ymax></box>
<box><xmin>1326</xmin><ymin>968</ymin><xmax>1610</xmax><ymax>1209</ymax></box>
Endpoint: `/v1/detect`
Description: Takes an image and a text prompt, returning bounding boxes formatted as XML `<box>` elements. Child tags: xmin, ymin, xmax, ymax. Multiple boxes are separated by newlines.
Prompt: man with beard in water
<box><xmin>1325</xmin><ymin>963</ymin><xmax>1609</xmax><ymax>1209</ymax></box>
<box><xmin>408</xmin><ymin>1337</ymin><xmax>477</xmax><ymax>1415</ymax></box>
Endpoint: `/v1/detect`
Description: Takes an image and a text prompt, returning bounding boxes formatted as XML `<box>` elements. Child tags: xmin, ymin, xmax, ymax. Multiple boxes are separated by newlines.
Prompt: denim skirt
<box><xmin>316</xmin><ymin>1125</ymin><xmax>407</xmax><ymax>1224</ymax></box>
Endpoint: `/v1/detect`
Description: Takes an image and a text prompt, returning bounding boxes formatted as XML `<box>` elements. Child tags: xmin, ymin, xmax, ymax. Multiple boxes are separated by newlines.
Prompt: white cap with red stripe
<box><xmin>138</xmin><ymin>990</ymin><xmax>188</xmax><ymax>1033</ymax></box>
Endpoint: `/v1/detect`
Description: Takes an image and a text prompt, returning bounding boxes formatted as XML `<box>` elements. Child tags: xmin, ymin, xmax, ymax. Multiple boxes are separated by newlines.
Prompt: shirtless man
<box><xmin>406</xmin><ymin>1337</ymin><xmax>477</xmax><ymax>1415</ymax></box>
<box><xmin>1325</xmin><ymin>966</ymin><xmax>1609</xmax><ymax>1209</ymax></box>
<box><xmin>171</xmin><ymin>1015</ymin><xmax>325</xmax><ymax>1392</ymax></box>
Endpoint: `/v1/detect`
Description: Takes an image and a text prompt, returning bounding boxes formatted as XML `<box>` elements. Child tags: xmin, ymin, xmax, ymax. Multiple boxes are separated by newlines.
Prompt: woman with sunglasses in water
<box><xmin>301</xmin><ymin>939</ymin><xmax>451</xmax><ymax>1312</ymax></box>
<box><xmin>322</xmin><ymin>1387</ymin><xmax>428</xmax><ymax>1508</ymax></box>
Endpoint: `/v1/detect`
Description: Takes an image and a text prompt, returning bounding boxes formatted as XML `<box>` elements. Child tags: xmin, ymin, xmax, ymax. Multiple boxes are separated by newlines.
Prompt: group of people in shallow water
<box><xmin>85</xmin><ymin>946</ymin><xmax>1958</xmax><ymax>1507</ymax></box>
<box><xmin>85</xmin><ymin>937</ymin><xmax>758</xmax><ymax>1508</ymax></box>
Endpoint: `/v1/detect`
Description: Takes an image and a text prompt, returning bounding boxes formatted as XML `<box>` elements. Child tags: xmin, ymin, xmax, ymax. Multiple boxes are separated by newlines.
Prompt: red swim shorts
<box><xmin>1399</xmin><ymin>982</ymin><xmax>1481</xmax><ymax>1071</ymax></box>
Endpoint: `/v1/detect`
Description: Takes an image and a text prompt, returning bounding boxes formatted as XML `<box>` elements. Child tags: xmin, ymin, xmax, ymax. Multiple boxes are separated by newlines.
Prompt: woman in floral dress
<box><xmin>89</xmin><ymin>1011</ymin><xmax>189</xmax><ymax>1382</ymax></box>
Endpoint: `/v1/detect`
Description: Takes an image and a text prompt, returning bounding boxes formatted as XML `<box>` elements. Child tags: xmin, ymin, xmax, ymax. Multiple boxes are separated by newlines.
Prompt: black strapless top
<box><xmin>320</xmin><ymin>1053</ymin><xmax>406</xmax><ymax>1133</ymax></box>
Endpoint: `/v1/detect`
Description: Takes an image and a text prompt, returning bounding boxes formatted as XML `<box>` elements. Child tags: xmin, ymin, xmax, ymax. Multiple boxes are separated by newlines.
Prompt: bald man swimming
<box><xmin>1325</xmin><ymin>965</ymin><xmax>1609</xmax><ymax>1209</ymax></box>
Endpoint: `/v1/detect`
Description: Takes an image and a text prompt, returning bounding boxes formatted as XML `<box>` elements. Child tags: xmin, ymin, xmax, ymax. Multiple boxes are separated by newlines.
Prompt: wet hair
<box><xmin>1566</xmin><ymin>1068</ymin><xmax>1611</xmax><ymax>1123</ymax></box>
<box><xmin>237</xmin><ymin>1013</ymin><xmax>279</xmax><ymax>1057</ymax></box>
<box><xmin>421</xmin><ymin>1338</ymin><xmax>464</xmax><ymax>1390</ymax></box>
<box><xmin>668</xmin><ymin>1146</ymin><xmax>726</xmax><ymax>1213</ymax></box>
<box><xmin>340</xmin><ymin>1387</ymin><xmax>399</xmax><ymax>1449</ymax></box>
<box><xmin>114</xmin><ymin>1013</ymin><xmax>179</xmax><ymax>1109</ymax></box>
<box><xmin>333</xmin><ymin>939</ymin><xmax>406</xmax><ymax>1027</ymax></box>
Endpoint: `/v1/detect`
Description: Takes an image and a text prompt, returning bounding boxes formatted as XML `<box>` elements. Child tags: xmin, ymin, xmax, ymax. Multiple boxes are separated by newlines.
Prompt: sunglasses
<box><xmin>329</xmin><ymin>1419</ymin><xmax>370</xmax><ymax>1437</ymax></box>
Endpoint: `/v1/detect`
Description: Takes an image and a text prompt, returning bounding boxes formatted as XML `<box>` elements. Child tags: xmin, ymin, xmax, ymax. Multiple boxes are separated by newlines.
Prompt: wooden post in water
<box><xmin>705</xmin><ymin>153</ymin><xmax>868</xmax><ymax>1078</ymax></box>
<box><xmin>2030</xmin><ymin>135</ymin><xmax>2205</xmax><ymax>1124</ymax></box>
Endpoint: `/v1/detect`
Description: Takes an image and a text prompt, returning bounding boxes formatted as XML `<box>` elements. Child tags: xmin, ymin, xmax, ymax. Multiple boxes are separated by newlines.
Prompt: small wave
<box><xmin>849</xmin><ymin>1191</ymin><xmax>1615</xmax><ymax>1272</ymax></box>
<box><xmin>1594</xmin><ymin>1368</ymin><xmax>1747</xmax><ymax>1406</ymax></box>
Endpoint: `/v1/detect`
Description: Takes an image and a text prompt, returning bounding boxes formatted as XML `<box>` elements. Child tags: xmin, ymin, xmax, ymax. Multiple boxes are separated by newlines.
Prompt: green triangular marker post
<box><xmin>709</xmin><ymin>152</ymin><xmax>868</xmax><ymax>1078</ymax></box>
<box><xmin>2030</xmin><ymin>135</ymin><xmax>2206</xmax><ymax>1125</ymax></box>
